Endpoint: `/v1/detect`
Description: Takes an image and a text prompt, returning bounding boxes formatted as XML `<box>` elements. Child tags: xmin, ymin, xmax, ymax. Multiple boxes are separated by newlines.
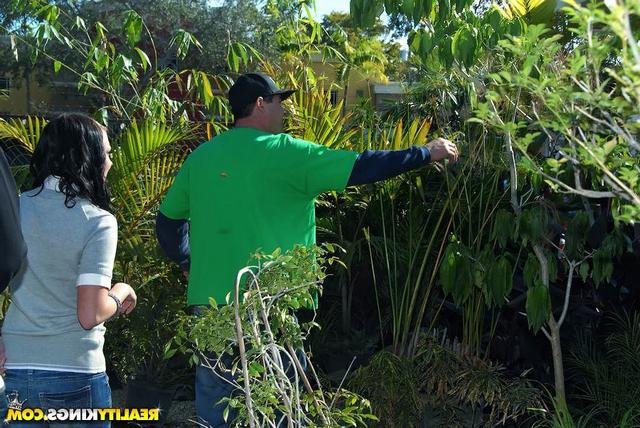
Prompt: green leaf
<box><xmin>438</xmin><ymin>35</ymin><xmax>454</xmax><ymax>68</ymax></box>
<box><xmin>384</xmin><ymin>0</ymin><xmax>401</xmax><ymax>15</ymax></box>
<box><xmin>440</xmin><ymin>242</ymin><xmax>458</xmax><ymax>296</ymax></box>
<box><xmin>501</xmin><ymin>0</ymin><xmax>556</xmax><ymax>24</ymax></box>
<box><xmin>452</xmin><ymin>25</ymin><xmax>477</xmax><ymax>67</ymax></box>
<box><xmin>37</xmin><ymin>4</ymin><xmax>60</xmax><ymax>24</ymax></box>
<box><xmin>437</xmin><ymin>0</ymin><xmax>450</xmax><ymax>21</ymax></box>
<box><xmin>227</xmin><ymin>42</ymin><xmax>250</xmax><ymax>73</ymax></box>
<box><xmin>507</xmin><ymin>17</ymin><xmax>525</xmax><ymax>36</ymax></box>
<box><xmin>412</xmin><ymin>0</ymin><xmax>428</xmax><ymax>23</ymax></box>
<box><xmin>527</xmin><ymin>0</ymin><xmax>557</xmax><ymax>25</ymax></box>
<box><xmin>455</xmin><ymin>0</ymin><xmax>469</xmax><ymax>12</ymax></box>
<box><xmin>592</xmin><ymin>251</ymin><xmax>613</xmax><ymax>287</ymax></box>
<box><xmin>487</xmin><ymin>256</ymin><xmax>512</xmax><ymax>306</ymax></box>
<box><xmin>492</xmin><ymin>209</ymin><xmax>514</xmax><ymax>248</ymax></box>
<box><xmin>222</xmin><ymin>405</ymin><xmax>230</xmax><ymax>422</ymax></box>
<box><xmin>578</xmin><ymin>262</ymin><xmax>589</xmax><ymax>283</ymax></box>
<box><xmin>420</xmin><ymin>28</ymin><xmax>435</xmax><ymax>57</ymax></box>
<box><xmin>351</xmin><ymin>0</ymin><xmax>384</xmax><ymax>28</ymax></box>
<box><xmin>526</xmin><ymin>284</ymin><xmax>551</xmax><ymax>332</ymax></box>
<box><xmin>123</xmin><ymin>10</ymin><xmax>143</xmax><ymax>48</ymax></box>
<box><xmin>74</xmin><ymin>16</ymin><xmax>86</xmax><ymax>31</ymax></box>
<box><xmin>519</xmin><ymin>206</ymin><xmax>547</xmax><ymax>245</ymax></box>
<box><xmin>171</xmin><ymin>29</ymin><xmax>201</xmax><ymax>60</ymax></box>
<box><xmin>523</xmin><ymin>253</ymin><xmax>539</xmax><ymax>289</ymax></box>
<box><xmin>440</xmin><ymin>236</ymin><xmax>474</xmax><ymax>304</ymax></box>
<box><xmin>53</xmin><ymin>60</ymin><xmax>62</xmax><ymax>73</ymax></box>
<box><xmin>134</xmin><ymin>47</ymin><xmax>151</xmax><ymax>71</ymax></box>
<box><xmin>402</xmin><ymin>0</ymin><xmax>415</xmax><ymax>17</ymax></box>
<box><xmin>565</xmin><ymin>211</ymin><xmax>590</xmax><ymax>259</ymax></box>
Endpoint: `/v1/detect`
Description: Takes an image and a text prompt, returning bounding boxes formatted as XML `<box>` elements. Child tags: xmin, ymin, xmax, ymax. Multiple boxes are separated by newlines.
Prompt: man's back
<box><xmin>160</xmin><ymin>127</ymin><xmax>357</xmax><ymax>305</ymax></box>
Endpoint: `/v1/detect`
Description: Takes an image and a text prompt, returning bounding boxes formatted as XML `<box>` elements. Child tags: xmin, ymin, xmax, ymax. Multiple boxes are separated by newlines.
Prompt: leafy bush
<box><xmin>349</xmin><ymin>331</ymin><xmax>544</xmax><ymax>427</ymax></box>
<box><xmin>171</xmin><ymin>245</ymin><xmax>377</xmax><ymax>427</ymax></box>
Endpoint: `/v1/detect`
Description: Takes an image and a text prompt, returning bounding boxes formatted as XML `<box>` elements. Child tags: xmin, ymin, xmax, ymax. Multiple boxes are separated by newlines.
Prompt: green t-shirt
<box><xmin>160</xmin><ymin>127</ymin><xmax>358</xmax><ymax>306</ymax></box>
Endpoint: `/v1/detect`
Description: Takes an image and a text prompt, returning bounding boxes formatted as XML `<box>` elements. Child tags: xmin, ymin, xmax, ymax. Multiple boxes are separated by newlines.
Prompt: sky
<box><xmin>311</xmin><ymin>0</ymin><xmax>350</xmax><ymax>19</ymax></box>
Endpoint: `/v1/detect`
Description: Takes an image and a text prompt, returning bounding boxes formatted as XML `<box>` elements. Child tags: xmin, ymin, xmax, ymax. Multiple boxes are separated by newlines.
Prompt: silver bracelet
<box><xmin>108</xmin><ymin>291</ymin><xmax>123</xmax><ymax>315</ymax></box>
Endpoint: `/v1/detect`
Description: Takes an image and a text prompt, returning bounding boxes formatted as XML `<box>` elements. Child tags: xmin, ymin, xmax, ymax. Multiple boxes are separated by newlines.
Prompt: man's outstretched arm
<box><xmin>347</xmin><ymin>138</ymin><xmax>458</xmax><ymax>186</ymax></box>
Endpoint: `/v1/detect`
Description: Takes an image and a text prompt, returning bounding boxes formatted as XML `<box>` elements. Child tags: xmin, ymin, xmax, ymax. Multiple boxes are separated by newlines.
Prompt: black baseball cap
<box><xmin>228</xmin><ymin>72</ymin><xmax>296</xmax><ymax>116</ymax></box>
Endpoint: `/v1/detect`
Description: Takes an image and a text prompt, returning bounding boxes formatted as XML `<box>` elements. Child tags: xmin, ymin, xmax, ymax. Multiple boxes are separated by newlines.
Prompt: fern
<box><xmin>567</xmin><ymin>312</ymin><xmax>640</xmax><ymax>425</ymax></box>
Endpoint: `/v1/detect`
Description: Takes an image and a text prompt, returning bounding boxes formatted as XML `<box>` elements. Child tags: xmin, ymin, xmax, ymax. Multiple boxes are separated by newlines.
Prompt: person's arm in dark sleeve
<box><xmin>346</xmin><ymin>146</ymin><xmax>432</xmax><ymax>186</ymax></box>
<box><xmin>0</xmin><ymin>149</ymin><xmax>26</xmax><ymax>290</ymax></box>
<box><xmin>155</xmin><ymin>212</ymin><xmax>190</xmax><ymax>271</ymax></box>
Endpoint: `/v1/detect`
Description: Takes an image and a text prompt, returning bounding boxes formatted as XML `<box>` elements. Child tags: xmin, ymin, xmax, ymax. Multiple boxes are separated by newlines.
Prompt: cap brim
<box><xmin>274</xmin><ymin>89</ymin><xmax>295</xmax><ymax>100</ymax></box>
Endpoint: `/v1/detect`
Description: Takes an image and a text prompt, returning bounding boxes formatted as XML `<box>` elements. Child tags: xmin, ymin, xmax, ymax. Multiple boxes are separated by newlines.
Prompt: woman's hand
<box><xmin>111</xmin><ymin>282</ymin><xmax>137</xmax><ymax>315</ymax></box>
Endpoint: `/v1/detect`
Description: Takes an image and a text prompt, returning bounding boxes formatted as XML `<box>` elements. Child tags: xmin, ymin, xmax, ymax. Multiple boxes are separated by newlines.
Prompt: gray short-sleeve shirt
<box><xmin>2</xmin><ymin>176</ymin><xmax>117</xmax><ymax>373</ymax></box>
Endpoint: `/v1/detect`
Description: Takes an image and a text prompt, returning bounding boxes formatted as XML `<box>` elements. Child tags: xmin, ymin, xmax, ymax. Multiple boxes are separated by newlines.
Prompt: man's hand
<box><xmin>426</xmin><ymin>138</ymin><xmax>459</xmax><ymax>163</ymax></box>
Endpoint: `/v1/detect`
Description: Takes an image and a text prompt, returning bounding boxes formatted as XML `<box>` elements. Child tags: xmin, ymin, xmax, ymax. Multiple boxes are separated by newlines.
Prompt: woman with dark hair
<box><xmin>0</xmin><ymin>113</ymin><xmax>137</xmax><ymax>425</ymax></box>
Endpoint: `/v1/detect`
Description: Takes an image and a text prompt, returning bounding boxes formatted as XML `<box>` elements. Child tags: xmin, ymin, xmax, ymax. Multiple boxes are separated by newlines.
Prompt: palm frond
<box><xmin>287</xmin><ymin>84</ymin><xmax>358</xmax><ymax>150</ymax></box>
<box><xmin>109</xmin><ymin>120</ymin><xmax>195</xmax><ymax>251</ymax></box>
<box><xmin>0</xmin><ymin>116</ymin><xmax>47</xmax><ymax>155</ymax></box>
<box><xmin>497</xmin><ymin>0</ymin><xmax>557</xmax><ymax>25</ymax></box>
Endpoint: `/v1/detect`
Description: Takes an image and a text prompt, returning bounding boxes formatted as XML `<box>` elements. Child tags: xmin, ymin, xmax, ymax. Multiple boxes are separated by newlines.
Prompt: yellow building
<box><xmin>0</xmin><ymin>73</ymin><xmax>98</xmax><ymax>117</ymax></box>
<box><xmin>306</xmin><ymin>53</ymin><xmax>406</xmax><ymax>113</ymax></box>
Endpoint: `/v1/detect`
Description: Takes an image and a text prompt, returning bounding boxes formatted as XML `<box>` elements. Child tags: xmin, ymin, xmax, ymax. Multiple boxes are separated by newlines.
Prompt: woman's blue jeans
<box><xmin>4</xmin><ymin>369</ymin><xmax>111</xmax><ymax>428</ymax></box>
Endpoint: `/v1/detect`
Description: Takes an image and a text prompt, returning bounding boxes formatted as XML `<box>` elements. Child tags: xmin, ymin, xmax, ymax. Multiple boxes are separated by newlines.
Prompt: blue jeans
<box><xmin>195</xmin><ymin>350</ymin><xmax>307</xmax><ymax>427</ymax></box>
<box><xmin>195</xmin><ymin>353</ymin><xmax>237</xmax><ymax>428</ymax></box>
<box><xmin>4</xmin><ymin>369</ymin><xmax>112</xmax><ymax>428</ymax></box>
<box><xmin>0</xmin><ymin>376</ymin><xmax>7</xmax><ymax>424</ymax></box>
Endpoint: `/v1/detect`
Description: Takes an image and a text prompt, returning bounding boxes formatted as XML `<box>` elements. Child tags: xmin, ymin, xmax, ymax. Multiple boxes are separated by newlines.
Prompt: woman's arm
<box><xmin>75</xmin><ymin>214</ymin><xmax>136</xmax><ymax>330</ymax></box>
<box><xmin>77</xmin><ymin>282</ymin><xmax>136</xmax><ymax>329</ymax></box>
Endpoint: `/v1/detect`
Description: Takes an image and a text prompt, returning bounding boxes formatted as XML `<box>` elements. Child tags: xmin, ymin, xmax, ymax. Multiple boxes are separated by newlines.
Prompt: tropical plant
<box><xmin>498</xmin><ymin>0</ymin><xmax>558</xmax><ymax>25</ymax></box>
<box><xmin>0</xmin><ymin>115</ymin><xmax>47</xmax><ymax>189</ymax></box>
<box><xmin>437</xmin><ymin>125</ymin><xmax>511</xmax><ymax>356</ymax></box>
<box><xmin>108</xmin><ymin>119</ymin><xmax>195</xmax><ymax>253</ymax></box>
<box><xmin>104</xmin><ymin>258</ymin><xmax>188</xmax><ymax>387</ymax></box>
<box><xmin>348</xmin><ymin>351</ymin><xmax>424</xmax><ymax>427</ymax></box>
<box><xmin>567</xmin><ymin>312</ymin><xmax>640</xmax><ymax>426</ymax></box>
<box><xmin>361</xmin><ymin>118</ymin><xmax>457</xmax><ymax>359</ymax></box>
<box><xmin>349</xmin><ymin>330</ymin><xmax>544</xmax><ymax>427</ymax></box>
<box><xmin>470</xmin><ymin>0</ymin><xmax>639</xmax><ymax>406</ymax></box>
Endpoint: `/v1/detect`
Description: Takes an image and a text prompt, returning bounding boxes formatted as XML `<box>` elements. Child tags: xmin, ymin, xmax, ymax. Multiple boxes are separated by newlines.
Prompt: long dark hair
<box><xmin>30</xmin><ymin>113</ymin><xmax>112</xmax><ymax>212</ymax></box>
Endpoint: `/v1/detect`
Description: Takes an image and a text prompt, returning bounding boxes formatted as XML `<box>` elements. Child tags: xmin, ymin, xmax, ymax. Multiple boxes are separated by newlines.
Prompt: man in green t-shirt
<box><xmin>156</xmin><ymin>72</ymin><xmax>458</xmax><ymax>427</ymax></box>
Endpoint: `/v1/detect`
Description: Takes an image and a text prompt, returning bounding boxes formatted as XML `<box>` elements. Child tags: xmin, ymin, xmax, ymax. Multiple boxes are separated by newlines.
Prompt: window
<box><xmin>0</xmin><ymin>78</ymin><xmax>11</xmax><ymax>91</ymax></box>
<box><xmin>330</xmin><ymin>90</ymin><xmax>339</xmax><ymax>106</ymax></box>
<box><xmin>356</xmin><ymin>89</ymin><xmax>364</xmax><ymax>98</ymax></box>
